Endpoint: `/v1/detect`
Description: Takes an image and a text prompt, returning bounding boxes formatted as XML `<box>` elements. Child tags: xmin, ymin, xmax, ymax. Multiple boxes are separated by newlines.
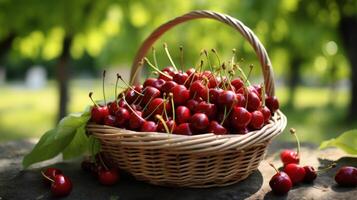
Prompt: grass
<box><xmin>0</xmin><ymin>80</ymin><xmax>354</xmax><ymax>145</ymax></box>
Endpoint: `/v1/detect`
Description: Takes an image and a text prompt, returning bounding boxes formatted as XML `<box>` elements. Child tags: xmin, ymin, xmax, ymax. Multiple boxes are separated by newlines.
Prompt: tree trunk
<box><xmin>56</xmin><ymin>37</ymin><xmax>72</xmax><ymax>121</ymax></box>
<box><xmin>0</xmin><ymin>33</ymin><xmax>15</xmax><ymax>61</ymax></box>
<box><xmin>287</xmin><ymin>57</ymin><xmax>301</xmax><ymax>108</ymax></box>
<box><xmin>339</xmin><ymin>16</ymin><xmax>357</xmax><ymax>120</ymax></box>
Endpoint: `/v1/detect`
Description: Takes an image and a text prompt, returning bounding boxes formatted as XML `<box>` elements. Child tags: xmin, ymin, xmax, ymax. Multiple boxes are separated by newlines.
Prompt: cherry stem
<box><xmin>236</xmin><ymin>64</ymin><xmax>251</xmax><ymax>86</ymax></box>
<box><xmin>122</xmin><ymin>95</ymin><xmax>142</xmax><ymax>119</ymax></box>
<box><xmin>203</xmin><ymin>77</ymin><xmax>210</xmax><ymax>103</ymax></box>
<box><xmin>269</xmin><ymin>163</ymin><xmax>279</xmax><ymax>174</ymax></box>
<box><xmin>204</xmin><ymin>49</ymin><xmax>213</xmax><ymax>72</ymax></box>
<box><xmin>290</xmin><ymin>128</ymin><xmax>300</xmax><ymax>156</ymax></box>
<box><xmin>211</xmin><ymin>49</ymin><xmax>221</xmax><ymax>68</ymax></box>
<box><xmin>231</xmin><ymin>49</ymin><xmax>236</xmax><ymax>67</ymax></box>
<box><xmin>144</xmin><ymin>57</ymin><xmax>173</xmax><ymax>79</ymax></box>
<box><xmin>98</xmin><ymin>152</ymin><xmax>109</xmax><ymax>171</ymax></box>
<box><xmin>141</xmin><ymin>95</ymin><xmax>155</xmax><ymax>112</ymax></box>
<box><xmin>41</xmin><ymin>171</ymin><xmax>54</xmax><ymax>183</ymax></box>
<box><xmin>118</xmin><ymin>74</ymin><xmax>143</xmax><ymax>96</ymax></box>
<box><xmin>169</xmin><ymin>93</ymin><xmax>175</xmax><ymax>122</ymax></box>
<box><xmin>144</xmin><ymin>100</ymin><xmax>165</xmax><ymax>120</ymax></box>
<box><xmin>317</xmin><ymin>163</ymin><xmax>337</xmax><ymax>174</ymax></box>
<box><xmin>221</xmin><ymin>63</ymin><xmax>227</xmax><ymax>90</ymax></box>
<box><xmin>163</xmin><ymin>43</ymin><xmax>178</xmax><ymax>72</ymax></box>
<box><xmin>102</xmin><ymin>70</ymin><xmax>107</xmax><ymax>105</ymax></box>
<box><xmin>163</xmin><ymin>93</ymin><xmax>169</xmax><ymax>120</ymax></box>
<box><xmin>156</xmin><ymin>115</ymin><xmax>171</xmax><ymax>134</ymax></box>
<box><xmin>130</xmin><ymin>59</ymin><xmax>144</xmax><ymax>85</ymax></box>
<box><xmin>245</xmin><ymin>64</ymin><xmax>253</xmax><ymax>86</ymax></box>
<box><xmin>89</xmin><ymin>92</ymin><xmax>99</xmax><ymax>107</ymax></box>
<box><xmin>220</xmin><ymin>101</ymin><xmax>236</xmax><ymax>125</ymax></box>
<box><xmin>152</xmin><ymin>46</ymin><xmax>158</xmax><ymax>68</ymax></box>
<box><xmin>179</xmin><ymin>45</ymin><xmax>184</xmax><ymax>71</ymax></box>
<box><xmin>115</xmin><ymin>74</ymin><xmax>120</xmax><ymax>104</ymax></box>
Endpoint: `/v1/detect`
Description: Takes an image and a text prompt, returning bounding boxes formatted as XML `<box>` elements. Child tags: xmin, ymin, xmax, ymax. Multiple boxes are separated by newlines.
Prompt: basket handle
<box><xmin>130</xmin><ymin>10</ymin><xmax>275</xmax><ymax>96</ymax></box>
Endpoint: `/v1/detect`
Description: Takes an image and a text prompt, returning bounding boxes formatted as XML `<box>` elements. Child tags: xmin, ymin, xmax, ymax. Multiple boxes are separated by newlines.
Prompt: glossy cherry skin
<box><xmin>162</xmin><ymin>66</ymin><xmax>176</xmax><ymax>76</ymax></box>
<box><xmin>141</xmin><ymin>86</ymin><xmax>161</xmax><ymax>105</ymax></box>
<box><xmin>231</xmin><ymin>78</ymin><xmax>244</xmax><ymax>91</ymax></box>
<box><xmin>176</xmin><ymin>106</ymin><xmax>191</xmax><ymax>124</ymax></box>
<box><xmin>260</xmin><ymin>106</ymin><xmax>271</xmax><ymax>123</ymax></box>
<box><xmin>173</xmin><ymin>123</ymin><xmax>193</xmax><ymax>135</ymax></box>
<box><xmin>91</xmin><ymin>106</ymin><xmax>109</xmax><ymax>124</ymax></box>
<box><xmin>190</xmin><ymin>113</ymin><xmax>209</xmax><ymax>131</ymax></box>
<box><xmin>140</xmin><ymin>121</ymin><xmax>157</xmax><ymax>132</ymax></box>
<box><xmin>146</xmin><ymin>98</ymin><xmax>171</xmax><ymax>117</ymax></box>
<box><xmin>280</xmin><ymin>149</ymin><xmax>300</xmax><ymax>166</ymax></box>
<box><xmin>284</xmin><ymin>163</ymin><xmax>306</xmax><ymax>185</ymax></box>
<box><xmin>266</xmin><ymin>96</ymin><xmax>280</xmax><ymax>113</ymax></box>
<box><xmin>108</xmin><ymin>102</ymin><xmax>120</xmax><ymax>115</ymax></box>
<box><xmin>195</xmin><ymin>102</ymin><xmax>217</xmax><ymax>119</ymax></box>
<box><xmin>143</xmin><ymin>78</ymin><xmax>157</xmax><ymax>88</ymax></box>
<box><xmin>230</xmin><ymin>107</ymin><xmax>252</xmax><ymax>129</ymax></box>
<box><xmin>249</xmin><ymin>110</ymin><xmax>265</xmax><ymax>130</ymax></box>
<box><xmin>247</xmin><ymin>91</ymin><xmax>261</xmax><ymax>111</ymax></box>
<box><xmin>186</xmin><ymin>99</ymin><xmax>199</xmax><ymax>111</ymax></box>
<box><xmin>218</xmin><ymin>91</ymin><xmax>237</xmax><ymax>108</ymax></box>
<box><xmin>208</xmin><ymin>88</ymin><xmax>223</xmax><ymax>104</ymax></box>
<box><xmin>43</xmin><ymin>168</ymin><xmax>62</xmax><ymax>184</ymax></box>
<box><xmin>208</xmin><ymin>121</ymin><xmax>227</xmax><ymax>135</ymax></box>
<box><xmin>115</xmin><ymin>107</ymin><xmax>130</xmax><ymax>127</ymax></box>
<box><xmin>335</xmin><ymin>166</ymin><xmax>357</xmax><ymax>187</ymax></box>
<box><xmin>235</xmin><ymin>93</ymin><xmax>246</xmax><ymax>107</ymax></box>
<box><xmin>128</xmin><ymin>111</ymin><xmax>145</xmax><ymax>130</ymax></box>
<box><xmin>269</xmin><ymin>171</ymin><xmax>293</xmax><ymax>195</ymax></box>
<box><xmin>104</xmin><ymin>115</ymin><xmax>116</xmax><ymax>126</ymax></box>
<box><xmin>51</xmin><ymin>174</ymin><xmax>72</xmax><ymax>197</ymax></box>
<box><xmin>190</xmin><ymin>80</ymin><xmax>208</xmax><ymax>100</ymax></box>
<box><xmin>161</xmin><ymin>81</ymin><xmax>178</xmax><ymax>94</ymax></box>
<box><xmin>173</xmin><ymin>72</ymin><xmax>188</xmax><ymax>85</ymax></box>
<box><xmin>98</xmin><ymin>168</ymin><xmax>119</xmax><ymax>186</ymax></box>
<box><xmin>303</xmin><ymin>165</ymin><xmax>317</xmax><ymax>183</ymax></box>
<box><xmin>157</xmin><ymin>119</ymin><xmax>176</xmax><ymax>133</ymax></box>
<box><xmin>170</xmin><ymin>85</ymin><xmax>190</xmax><ymax>105</ymax></box>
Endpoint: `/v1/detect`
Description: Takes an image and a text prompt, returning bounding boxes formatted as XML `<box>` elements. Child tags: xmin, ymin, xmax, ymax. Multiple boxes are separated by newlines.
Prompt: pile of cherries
<box><xmin>89</xmin><ymin>47</ymin><xmax>280</xmax><ymax>136</ymax></box>
<box><xmin>41</xmin><ymin>168</ymin><xmax>72</xmax><ymax>197</ymax></box>
<box><xmin>269</xmin><ymin>128</ymin><xmax>357</xmax><ymax>196</ymax></box>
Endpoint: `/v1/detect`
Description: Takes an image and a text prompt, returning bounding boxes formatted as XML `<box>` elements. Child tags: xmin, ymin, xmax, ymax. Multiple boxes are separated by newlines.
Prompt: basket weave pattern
<box><xmin>87</xmin><ymin>10</ymin><xmax>287</xmax><ymax>188</ymax></box>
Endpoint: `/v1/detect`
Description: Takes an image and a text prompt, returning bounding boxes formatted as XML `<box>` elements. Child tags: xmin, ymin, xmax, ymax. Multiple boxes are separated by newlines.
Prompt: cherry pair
<box><xmin>42</xmin><ymin>168</ymin><xmax>72</xmax><ymax>197</ymax></box>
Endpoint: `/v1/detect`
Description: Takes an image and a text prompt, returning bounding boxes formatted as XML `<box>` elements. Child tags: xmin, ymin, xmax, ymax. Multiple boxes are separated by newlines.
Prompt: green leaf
<box><xmin>319</xmin><ymin>129</ymin><xmax>357</xmax><ymax>155</ymax></box>
<box><xmin>22</xmin><ymin>111</ymin><xmax>91</xmax><ymax>168</ymax></box>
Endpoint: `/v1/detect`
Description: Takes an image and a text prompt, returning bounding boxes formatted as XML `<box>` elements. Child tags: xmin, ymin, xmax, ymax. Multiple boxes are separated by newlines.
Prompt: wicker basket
<box><xmin>87</xmin><ymin>10</ymin><xmax>287</xmax><ymax>188</ymax></box>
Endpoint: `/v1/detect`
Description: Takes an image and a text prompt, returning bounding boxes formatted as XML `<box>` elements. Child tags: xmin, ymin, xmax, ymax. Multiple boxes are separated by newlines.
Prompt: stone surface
<box><xmin>0</xmin><ymin>139</ymin><xmax>356</xmax><ymax>200</ymax></box>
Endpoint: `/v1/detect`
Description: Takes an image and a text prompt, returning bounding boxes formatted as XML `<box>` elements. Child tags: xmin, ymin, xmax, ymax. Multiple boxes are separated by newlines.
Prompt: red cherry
<box><xmin>151</xmin><ymin>78</ymin><xmax>166</xmax><ymax>90</ymax></box>
<box><xmin>231</xmin><ymin>78</ymin><xmax>244</xmax><ymax>90</ymax></box>
<box><xmin>159</xmin><ymin>71</ymin><xmax>173</xmax><ymax>81</ymax></box>
<box><xmin>235</xmin><ymin>93</ymin><xmax>246</xmax><ymax>107</ymax></box>
<box><xmin>91</xmin><ymin>106</ymin><xmax>109</xmax><ymax>124</ymax></box>
<box><xmin>218</xmin><ymin>90</ymin><xmax>237</xmax><ymax>108</ymax></box>
<box><xmin>51</xmin><ymin>174</ymin><xmax>72</xmax><ymax>197</ymax></box>
<box><xmin>129</xmin><ymin>111</ymin><xmax>145</xmax><ymax>130</ymax></box>
<box><xmin>195</xmin><ymin>102</ymin><xmax>217</xmax><ymax>119</ymax></box>
<box><xmin>115</xmin><ymin>107</ymin><xmax>130</xmax><ymax>127</ymax></box>
<box><xmin>280</xmin><ymin>149</ymin><xmax>300</xmax><ymax>166</ymax></box>
<box><xmin>303</xmin><ymin>166</ymin><xmax>317</xmax><ymax>183</ymax></box>
<box><xmin>230</xmin><ymin>107</ymin><xmax>252</xmax><ymax>129</ymax></box>
<box><xmin>284</xmin><ymin>163</ymin><xmax>306</xmax><ymax>185</ymax></box>
<box><xmin>266</xmin><ymin>96</ymin><xmax>280</xmax><ymax>113</ymax></box>
<box><xmin>260</xmin><ymin>106</ymin><xmax>271</xmax><ymax>123</ymax></box>
<box><xmin>108</xmin><ymin>102</ymin><xmax>119</xmax><ymax>115</ymax></box>
<box><xmin>146</xmin><ymin>98</ymin><xmax>171</xmax><ymax>117</ymax></box>
<box><xmin>208</xmin><ymin>88</ymin><xmax>223</xmax><ymax>104</ymax></box>
<box><xmin>173</xmin><ymin>123</ymin><xmax>193</xmax><ymax>135</ymax></box>
<box><xmin>43</xmin><ymin>168</ymin><xmax>62</xmax><ymax>184</ymax></box>
<box><xmin>186</xmin><ymin>99</ymin><xmax>199</xmax><ymax>111</ymax></box>
<box><xmin>140</xmin><ymin>121</ymin><xmax>157</xmax><ymax>132</ymax></box>
<box><xmin>104</xmin><ymin>115</ymin><xmax>116</xmax><ymax>126</ymax></box>
<box><xmin>162</xmin><ymin>66</ymin><xmax>176</xmax><ymax>76</ymax></box>
<box><xmin>208</xmin><ymin>121</ymin><xmax>227</xmax><ymax>135</ymax></box>
<box><xmin>176</xmin><ymin>106</ymin><xmax>191</xmax><ymax>124</ymax></box>
<box><xmin>249</xmin><ymin>110</ymin><xmax>264</xmax><ymax>130</ymax></box>
<box><xmin>190</xmin><ymin>80</ymin><xmax>208</xmax><ymax>100</ymax></box>
<box><xmin>269</xmin><ymin>171</ymin><xmax>292</xmax><ymax>195</ymax></box>
<box><xmin>173</xmin><ymin>72</ymin><xmax>188</xmax><ymax>85</ymax></box>
<box><xmin>141</xmin><ymin>86</ymin><xmax>161</xmax><ymax>105</ymax></box>
<box><xmin>190</xmin><ymin>113</ymin><xmax>209</xmax><ymax>131</ymax></box>
<box><xmin>161</xmin><ymin>81</ymin><xmax>178</xmax><ymax>94</ymax></box>
<box><xmin>171</xmin><ymin>85</ymin><xmax>190</xmax><ymax>105</ymax></box>
<box><xmin>247</xmin><ymin>91</ymin><xmax>261</xmax><ymax>111</ymax></box>
<box><xmin>143</xmin><ymin>78</ymin><xmax>157</xmax><ymax>88</ymax></box>
<box><xmin>124</xmin><ymin>89</ymin><xmax>139</xmax><ymax>104</ymax></box>
<box><xmin>335</xmin><ymin>166</ymin><xmax>357</xmax><ymax>187</ymax></box>
<box><xmin>98</xmin><ymin>168</ymin><xmax>119</xmax><ymax>186</ymax></box>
